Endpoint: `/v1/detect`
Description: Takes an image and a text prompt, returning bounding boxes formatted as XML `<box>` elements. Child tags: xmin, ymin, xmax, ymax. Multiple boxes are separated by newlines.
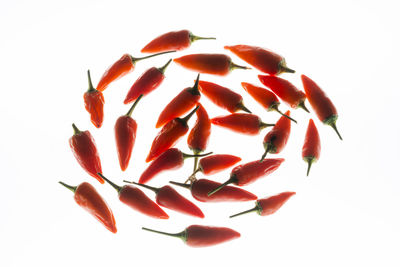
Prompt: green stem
<box><xmin>259</xmin><ymin>121</ymin><xmax>275</xmax><ymax>130</ymax></box>
<box><xmin>330</xmin><ymin>122</ymin><xmax>343</xmax><ymax>140</ymax></box>
<box><xmin>260</xmin><ymin>143</ymin><xmax>273</xmax><ymax>162</ymax></box>
<box><xmin>188</xmin><ymin>73</ymin><xmax>201</xmax><ymax>95</ymax></box>
<box><xmin>72</xmin><ymin>123</ymin><xmax>81</xmax><ymax>135</ymax></box>
<box><xmin>123</xmin><ymin>180</ymin><xmax>159</xmax><ymax>194</ymax></box>
<box><xmin>271</xmin><ymin>106</ymin><xmax>297</xmax><ymax>123</ymax></box>
<box><xmin>169</xmin><ymin>181</ymin><xmax>191</xmax><ymax>190</ymax></box>
<box><xmin>142</xmin><ymin>227</ymin><xmax>187</xmax><ymax>243</ymax></box>
<box><xmin>181</xmin><ymin>151</ymin><xmax>212</xmax><ymax>159</ymax></box>
<box><xmin>189</xmin><ymin>32</ymin><xmax>216</xmax><ymax>43</ymax></box>
<box><xmin>59</xmin><ymin>181</ymin><xmax>77</xmax><ymax>193</ymax></box>
<box><xmin>298</xmin><ymin>101</ymin><xmax>310</xmax><ymax>113</ymax></box>
<box><xmin>181</xmin><ymin>105</ymin><xmax>200</xmax><ymax>124</ymax></box>
<box><xmin>230</xmin><ymin>62</ymin><xmax>251</xmax><ymax>71</ymax></box>
<box><xmin>193</xmin><ymin>156</ymin><xmax>199</xmax><ymax>174</ymax></box>
<box><xmin>229</xmin><ymin>206</ymin><xmax>259</xmax><ymax>218</ymax></box>
<box><xmin>279</xmin><ymin>65</ymin><xmax>295</xmax><ymax>73</ymax></box>
<box><xmin>236</xmin><ymin>102</ymin><xmax>252</xmax><ymax>113</ymax></box>
<box><xmin>207</xmin><ymin>176</ymin><xmax>237</xmax><ymax>196</ymax></box>
<box><xmin>158</xmin><ymin>59</ymin><xmax>172</xmax><ymax>74</ymax></box>
<box><xmin>131</xmin><ymin>50</ymin><xmax>176</xmax><ymax>63</ymax></box>
<box><xmin>97</xmin><ymin>173</ymin><xmax>121</xmax><ymax>193</ymax></box>
<box><xmin>87</xmin><ymin>70</ymin><xmax>96</xmax><ymax>92</ymax></box>
<box><xmin>126</xmin><ymin>94</ymin><xmax>143</xmax><ymax>117</ymax></box>
<box><xmin>324</xmin><ymin>115</ymin><xmax>343</xmax><ymax>140</ymax></box>
<box><xmin>305</xmin><ymin>157</ymin><xmax>314</xmax><ymax>176</ymax></box>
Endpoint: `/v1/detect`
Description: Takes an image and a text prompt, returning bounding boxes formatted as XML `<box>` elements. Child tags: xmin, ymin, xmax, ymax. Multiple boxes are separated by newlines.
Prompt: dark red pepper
<box><xmin>211</xmin><ymin>113</ymin><xmax>274</xmax><ymax>135</ymax></box>
<box><xmin>302</xmin><ymin>119</ymin><xmax>321</xmax><ymax>176</ymax></box>
<box><xmin>84</xmin><ymin>70</ymin><xmax>104</xmax><ymax>128</ymax></box>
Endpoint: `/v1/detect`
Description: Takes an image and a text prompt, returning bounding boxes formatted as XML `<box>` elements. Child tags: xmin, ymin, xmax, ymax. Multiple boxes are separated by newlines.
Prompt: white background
<box><xmin>1</xmin><ymin>0</ymin><xmax>399</xmax><ymax>266</ymax></box>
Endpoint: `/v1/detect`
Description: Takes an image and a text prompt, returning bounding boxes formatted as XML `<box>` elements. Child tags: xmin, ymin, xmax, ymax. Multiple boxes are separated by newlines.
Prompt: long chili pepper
<box><xmin>69</xmin><ymin>123</ymin><xmax>103</xmax><ymax>183</ymax></box>
<box><xmin>59</xmin><ymin>181</ymin><xmax>117</xmax><ymax>233</ymax></box>
<box><xmin>141</xmin><ymin>30</ymin><xmax>216</xmax><ymax>53</ymax></box>
<box><xmin>241</xmin><ymin>82</ymin><xmax>297</xmax><ymax>123</ymax></box>
<box><xmin>84</xmin><ymin>70</ymin><xmax>104</xmax><ymax>128</ymax></box>
<box><xmin>140</xmin><ymin>148</ymin><xmax>212</xmax><ymax>184</ymax></box>
<box><xmin>97</xmin><ymin>51</ymin><xmax>175</xmax><ymax>92</ymax></box>
<box><xmin>198</xmin><ymin>80</ymin><xmax>252</xmax><ymax>113</ymax></box>
<box><xmin>230</xmin><ymin>192</ymin><xmax>296</xmax><ymax>218</ymax></box>
<box><xmin>142</xmin><ymin>225</ymin><xmax>240</xmax><ymax>247</ymax></box>
<box><xmin>211</xmin><ymin>113</ymin><xmax>274</xmax><ymax>136</ymax></box>
<box><xmin>123</xmin><ymin>181</ymin><xmax>204</xmax><ymax>218</ymax></box>
<box><xmin>208</xmin><ymin>158</ymin><xmax>285</xmax><ymax>196</ymax></box>
<box><xmin>224</xmin><ymin>44</ymin><xmax>295</xmax><ymax>75</ymax></box>
<box><xmin>173</xmin><ymin>54</ymin><xmax>249</xmax><ymax>76</ymax></box>
<box><xmin>188</xmin><ymin>154</ymin><xmax>242</xmax><ymax>181</ymax></box>
<box><xmin>301</xmin><ymin>74</ymin><xmax>343</xmax><ymax>140</ymax></box>
<box><xmin>124</xmin><ymin>59</ymin><xmax>172</xmax><ymax>104</ymax></box>
<box><xmin>302</xmin><ymin>119</ymin><xmax>321</xmax><ymax>176</ymax></box>
<box><xmin>115</xmin><ymin>94</ymin><xmax>143</xmax><ymax>171</ymax></box>
<box><xmin>156</xmin><ymin>74</ymin><xmax>201</xmax><ymax>128</ymax></box>
<box><xmin>258</xmin><ymin>75</ymin><xmax>310</xmax><ymax>113</ymax></box>
<box><xmin>98</xmin><ymin>173</ymin><xmax>169</xmax><ymax>219</ymax></box>
<box><xmin>146</xmin><ymin>106</ymin><xmax>200</xmax><ymax>162</ymax></box>
<box><xmin>260</xmin><ymin>111</ymin><xmax>292</xmax><ymax>161</ymax></box>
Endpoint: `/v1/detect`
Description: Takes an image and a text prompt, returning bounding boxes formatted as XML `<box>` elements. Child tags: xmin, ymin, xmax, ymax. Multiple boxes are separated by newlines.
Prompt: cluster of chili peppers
<box><xmin>61</xmin><ymin>29</ymin><xmax>342</xmax><ymax>247</ymax></box>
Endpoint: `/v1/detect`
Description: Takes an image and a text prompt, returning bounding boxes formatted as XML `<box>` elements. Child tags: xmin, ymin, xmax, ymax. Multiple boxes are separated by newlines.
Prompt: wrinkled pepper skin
<box><xmin>302</xmin><ymin>119</ymin><xmax>321</xmax><ymax>176</ymax></box>
<box><xmin>84</xmin><ymin>70</ymin><xmax>104</xmax><ymax>128</ymax></box>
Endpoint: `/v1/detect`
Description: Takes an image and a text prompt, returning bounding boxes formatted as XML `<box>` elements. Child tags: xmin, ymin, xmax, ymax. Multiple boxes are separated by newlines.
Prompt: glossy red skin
<box><xmin>186</xmin><ymin>225</ymin><xmax>240</xmax><ymax>247</ymax></box>
<box><xmin>84</xmin><ymin>90</ymin><xmax>104</xmax><ymax>128</ymax></box>
<box><xmin>69</xmin><ymin>130</ymin><xmax>103</xmax><ymax>184</ymax></box>
<box><xmin>187</xmin><ymin>103</ymin><xmax>211</xmax><ymax>152</ymax></box>
<box><xmin>140</xmin><ymin>148</ymin><xmax>184</xmax><ymax>183</ymax></box>
<box><xmin>225</xmin><ymin>45</ymin><xmax>283</xmax><ymax>75</ymax></box>
<box><xmin>199</xmin><ymin>154</ymin><xmax>241</xmax><ymax>175</ymax></box>
<box><xmin>115</xmin><ymin>115</ymin><xmax>137</xmax><ymax>171</ymax></box>
<box><xmin>174</xmin><ymin>54</ymin><xmax>232</xmax><ymax>76</ymax></box>
<box><xmin>302</xmin><ymin>119</ymin><xmax>321</xmax><ymax>160</ymax></box>
<box><xmin>119</xmin><ymin>185</ymin><xmax>169</xmax><ymax>219</ymax></box>
<box><xmin>258</xmin><ymin>192</ymin><xmax>296</xmax><ymax>216</ymax></box>
<box><xmin>156</xmin><ymin>186</ymin><xmax>204</xmax><ymax>218</ymax></box>
<box><xmin>198</xmin><ymin>80</ymin><xmax>243</xmax><ymax>112</ymax></box>
<box><xmin>74</xmin><ymin>182</ymin><xmax>117</xmax><ymax>233</ymax></box>
<box><xmin>142</xmin><ymin>30</ymin><xmax>191</xmax><ymax>53</ymax></box>
<box><xmin>211</xmin><ymin>113</ymin><xmax>262</xmax><ymax>135</ymax></box>
<box><xmin>258</xmin><ymin>75</ymin><xmax>306</xmax><ymax>108</ymax></box>
<box><xmin>241</xmin><ymin>82</ymin><xmax>279</xmax><ymax>110</ymax></box>
<box><xmin>97</xmin><ymin>54</ymin><xmax>134</xmax><ymax>92</ymax></box>
<box><xmin>263</xmin><ymin>111</ymin><xmax>291</xmax><ymax>154</ymax></box>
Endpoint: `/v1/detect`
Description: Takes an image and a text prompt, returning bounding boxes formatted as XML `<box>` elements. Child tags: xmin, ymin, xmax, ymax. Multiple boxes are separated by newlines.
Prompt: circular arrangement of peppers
<box><xmin>61</xmin><ymin>29</ymin><xmax>342</xmax><ymax>248</ymax></box>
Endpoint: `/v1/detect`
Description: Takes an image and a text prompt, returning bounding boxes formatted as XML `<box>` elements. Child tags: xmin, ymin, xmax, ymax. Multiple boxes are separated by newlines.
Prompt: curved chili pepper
<box><xmin>59</xmin><ymin>181</ymin><xmax>117</xmax><ymax>233</ymax></box>
<box><xmin>198</xmin><ymin>80</ymin><xmax>251</xmax><ymax>113</ymax></box>
<box><xmin>211</xmin><ymin>113</ymin><xmax>274</xmax><ymax>135</ymax></box>
<box><xmin>123</xmin><ymin>181</ymin><xmax>204</xmax><ymax>218</ymax></box>
<box><xmin>230</xmin><ymin>192</ymin><xmax>296</xmax><ymax>218</ymax></box>
<box><xmin>224</xmin><ymin>44</ymin><xmax>295</xmax><ymax>75</ymax></box>
<box><xmin>241</xmin><ymin>82</ymin><xmax>297</xmax><ymax>123</ymax></box>
<box><xmin>302</xmin><ymin>119</ymin><xmax>321</xmax><ymax>176</ymax></box>
<box><xmin>69</xmin><ymin>123</ymin><xmax>103</xmax><ymax>183</ymax></box>
<box><xmin>84</xmin><ymin>70</ymin><xmax>104</xmax><ymax>128</ymax></box>
<box><xmin>208</xmin><ymin>158</ymin><xmax>285</xmax><ymax>196</ymax></box>
<box><xmin>156</xmin><ymin>74</ymin><xmax>201</xmax><ymax>128</ymax></box>
<box><xmin>97</xmin><ymin>51</ymin><xmax>175</xmax><ymax>92</ymax></box>
<box><xmin>142</xmin><ymin>225</ymin><xmax>240</xmax><ymax>247</ymax></box>
<box><xmin>173</xmin><ymin>54</ymin><xmax>249</xmax><ymax>76</ymax></box>
<box><xmin>260</xmin><ymin>111</ymin><xmax>292</xmax><ymax>161</ymax></box>
<box><xmin>258</xmin><ymin>75</ymin><xmax>310</xmax><ymax>113</ymax></box>
<box><xmin>98</xmin><ymin>173</ymin><xmax>169</xmax><ymax>219</ymax></box>
<box><xmin>141</xmin><ymin>30</ymin><xmax>216</xmax><ymax>53</ymax></box>
<box><xmin>115</xmin><ymin>95</ymin><xmax>143</xmax><ymax>171</ymax></box>
<box><xmin>301</xmin><ymin>74</ymin><xmax>343</xmax><ymax>140</ymax></box>
<box><xmin>190</xmin><ymin>154</ymin><xmax>242</xmax><ymax>177</ymax></box>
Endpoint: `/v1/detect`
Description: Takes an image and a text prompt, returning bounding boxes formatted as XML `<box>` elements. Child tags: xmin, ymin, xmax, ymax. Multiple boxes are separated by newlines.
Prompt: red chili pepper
<box><xmin>229</xmin><ymin>192</ymin><xmax>296</xmax><ymax>218</ymax></box>
<box><xmin>142</xmin><ymin>225</ymin><xmax>240</xmax><ymax>247</ymax></box>
<box><xmin>302</xmin><ymin>119</ymin><xmax>321</xmax><ymax>176</ymax></box>
<box><xmin>155</xmin><ymin>74</ymin><xmax>201</xmax><ymax>128</ymax></box>
<box><xmin>173</xmin><ymin>54</ymin><xmax>249</xmax><ymax>76</ymax></box>
<box><xmin>258</xmin><ymin>75</ymin><xmax>310</xmax><ymax>113</ymax></box>
<box><xmin>192</xmin><ymin>154</ymin><xmax>242</xmax><ymax>176</ymax></box>
<box><xmin>211</xmin><ymin>113</ymin><xmax>274</xmax><ymax>135</ymax></box>
<box><xmin>59</xmin><ymin>181</ymin><xmax>117</xmax><ymax>233</ymax></box>
<box><xmin>123</xmin><ymin>181</ymin><xmax>204</xmax><ymax>218</ymax></box>
<box><xmin>98</xmin><ymin>174</ymin><xmax>169</xmax><ymax>219</ymax></box>
<box><xmin>198</xmin><ymin>80</ymin><xmax>252</xmax><ymax>113</ymax></box>
<box><xmin>208</xmin><ymin>158</ymin><xmax>285</xmax><ymax>196</ymax></box>
<box><xmin>96</xmin><ymin>51</ymin><xmax>175</xmax><ymax>92</ymax></box>
<box><xmin>115</xmin><ymin>95</ymin><xmax>143</xmax><ymax>171</ymax></box>
<box><xmin>141</xmin><ymin>30</ymin><xmax>216</xmax><ymax>53</ymax></box>
<box><xmin>241</xmin><ymin>82</ymin><xmax>297</xmax><ymax>123</ymax></box>
<box><xmin>301</xmin><ymin>74</ymin><xmax>343</xmax><ymax>140</ymax></box>
<box><xmin>84</xmin><ymin>70</ymin><xmax>104</xmax><ymax>128</ymax></box>
<box><xmin>224</xmin><ymin>44</ymin><xmax>295</xmax><ymax>75</ymax></box>
<box><xmin>69</xmin><ymin>123</ymin><xmax>103</xmax><ymax>183</ymax></box>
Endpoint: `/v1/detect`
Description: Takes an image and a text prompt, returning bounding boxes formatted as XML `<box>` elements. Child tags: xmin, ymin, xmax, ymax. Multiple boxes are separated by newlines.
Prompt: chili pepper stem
<box><xmin>131</xmin><ymin>50</ymin><xmax>176</xmax><ymax>63</ymax></box>
<box><xmin>279</xmin><ymin>65</ymin><xmax>295</xmax><ymax>74</ymax></box>
<box><xmin>260</xmin><ymin>144</ymin><xmax>273</xmax><ymax>162</ymax></box>
<box><xmin>271</xmin><ymin>106</ymin><xmax>297</xmax><ymax>123</ymax></box>
<box><xmin>72</xmin><ymin>123</ymin><xmax>81</xmax><ymax>135</ymax></box>
<box><xmin>193</xmin><ymin>156</ymin><xmax>199</xmax><ymax>173</ymax></box>
<box><xmin>189</xmin><ymin>74</ymin><xmax>201</xmax><ymax>95</ymax></box>
<box><xmin>207</xmin><ymin>176</ymin><xmax>238</xmax><ymax>196</ymax></box>
<box><xmin>259</xmin><ymin>122</ymin><xmax>275</xmax><ymax>130</ymax></box>
<box><xmin>142</xmin><ymin>227</ymin><xmax>187</xmax><ymax>242</ymax></box>
<box><xmin>229</xmin><ymin>206</ymin><xmax>259</xmax><ymax>218</ymax></box>
<box><xmin>126</xmin><ymin>94</ymin><xmax>144</xmax><ymax>117</ymax></box>
<box><xmin>97</xmin><ymin>173</ymin><xmax>122</xmax><ymax>193</ymax></box>
<box><xmin>236</xmin><ymin>102</ymin><xmax>252</xmax><ymax>113</ymax></box>
<box><xmin>298</xmin><ymin>101</ymin><xmax>310</xmax><ymax>113</ymax></box>
<box><xmin>158</xmin><ymin>59</ymin><xmax>172</xmax><ymax>74</ymax></box>
<box><xmin>181</xmin><ymin>105</ymin><xmax>200</xmax><ymax>124</ymax></box>
<box><xmin>329</xmin><ymin>122</ymin><xmax>342</xmax><ymax>140</ymax></box>
<box><xmin>304</xmin><ymin>157</ymin><xmax>315</xmax><ymax>176</ymax></box>
<box><xmin>230</xmin><ymin>62</ymin><xmax>251</xmax><ymax>71</ymax></box>
<box><xmin>189</xmin><ymin>32</ymin><xmax>216</xmax><ymax>42</ymax></box>
<box><xmin>169</xmin><ymin>181</ymin><xmax>191</xmax><ymax>189</ymax></box>
<box><xmin>181</xmin><ymin>151</ymin><xmax>213</xmax><ymax>159</ymax></box>
<box><xmin>87</xmin><ymin>70</ymin><xmax>96</xmax><ymax>92</ymax></box>
<box><xmin>59</xmin><ymin>181</ymin><xmax>77</xmax><ymax>193</ymax></box>
<box><xmin>123</xmin><ymin>180</ymin><xmax>159</xmax><ymax>194</ymax></box>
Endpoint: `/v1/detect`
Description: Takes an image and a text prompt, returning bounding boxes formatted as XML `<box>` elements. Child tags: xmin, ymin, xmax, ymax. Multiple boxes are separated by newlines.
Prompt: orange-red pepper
<box><xmin>211</xmin><ymin>113</ymin><xmax>274</xmax><ymax>135</ymax></box>
<box><xmin>84</xmin><ymin>70</ymin><xmax>104</xmax><ymax>128</ymax></box>
<box><xmin>302</xmin><ymin>119</ymin><xmax>321</xmax><ymax>176</ymax></box>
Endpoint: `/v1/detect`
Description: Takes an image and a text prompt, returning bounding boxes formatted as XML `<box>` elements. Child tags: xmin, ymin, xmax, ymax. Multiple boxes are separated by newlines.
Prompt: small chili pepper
<box><xmin>260</xmin><ymin>111</ymin><xmax>292</xmax><ymax>161</ymax></box>
<box><xmin>142</xmin><ymin>225</ymin><xmax>240</xmax><ymax>247</ymax></box>
<box><xmin>224</xmin><ymin>44</ymin><xmax>295</xmax><ymax>75</ymax></box>
<box><xmin>155</xmin><ymin>74</ymin><xmax>201</xmax><ymax>128</ymax></box>
<box><xmin>208</xmin><ymin>158</ymin><xmax>285</xmax><ymax>196</ymax></box>
<box><xmin>302</xmin><ymin>119</ymin><xmax>321</xmax><ymax>176</ymax></box>
<box><xmin>84</xmin><ymin>70</ymin><xmax>104</xmax><ymax>128</ymax></box>
<box><xmin>141</xmin><ymin>30</ymin><xmax>216</xmax><ymax>53</ymax></box>
<box><xmin>59</xmin><ymin>181</ymin><xmax>117</xmax><ymax>233</ymax></box>
<box><xmin>198</xmin><ymin>80</ymin><xmax>252</xmax><ymax>113</ymax></box>
<box><xmin>173</xmin><ymin>54</ymin><xmax>249</xmax><ymax>76</ymax></box>
<box><xmin>115</xmin><ymin>94</ymin><xmax>143</xmax><ymax>171</ymax></box>
<box><xmin>258</xmin><ymin>75</ymin><xmax>310</xmax><ymax>113</ymax></box>
<box><xmin>301</xmin><ymin>74</ymin><xmax>343</xmax><ymax>140</ymax></box>
<box><xmin>189</xmin><ymin>154</ymin><xmax>242</xmax><ymax>179</ymax></box>
<box><xmin>229</xmin><ymin>192</ymin><xmax>296</xmax><ymax>218</ymax></box>
<box><xmin>140</xmin><ymin>148</ymin><xmax>212</xmax><ymax>184</ymax></box>
<box><xmin>69</xmin><ymin>123</ymin><xmax>103</xmax><ymax>183</ymax></box>
<box><xmin>98</xmin><ymin>173</ymin><xmax>169</xmax><ymax>219</ymax></box>
<box><xmin>97</xmin><ymin>51</ymin><xmax>175</xmax><ymax>92</ymax></box>
<box><xmin>123</xmin><ymin>181</ymin><xmax>204</xmax><ymax>218</ymax></box>
<box><xmin>241</xmin><ymin>82</ymin><xmax>297</xmax><ymax>123</ymax></box>
<box><xmin>146</xmin><ymin>106</ymin><xmax>200</xmax><ymax>162</ymax></box>
<box><xmin>211</xmin><ymin>113</ymin><xmax>274</xmax><ymax>135</ymax></box>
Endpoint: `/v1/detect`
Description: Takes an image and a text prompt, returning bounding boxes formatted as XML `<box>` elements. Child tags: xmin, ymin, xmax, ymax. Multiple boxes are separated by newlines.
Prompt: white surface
<box><xmin>1</xmin><ymin>0</ymin><xmax>399</xmax><ymax>266</ymax></box>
